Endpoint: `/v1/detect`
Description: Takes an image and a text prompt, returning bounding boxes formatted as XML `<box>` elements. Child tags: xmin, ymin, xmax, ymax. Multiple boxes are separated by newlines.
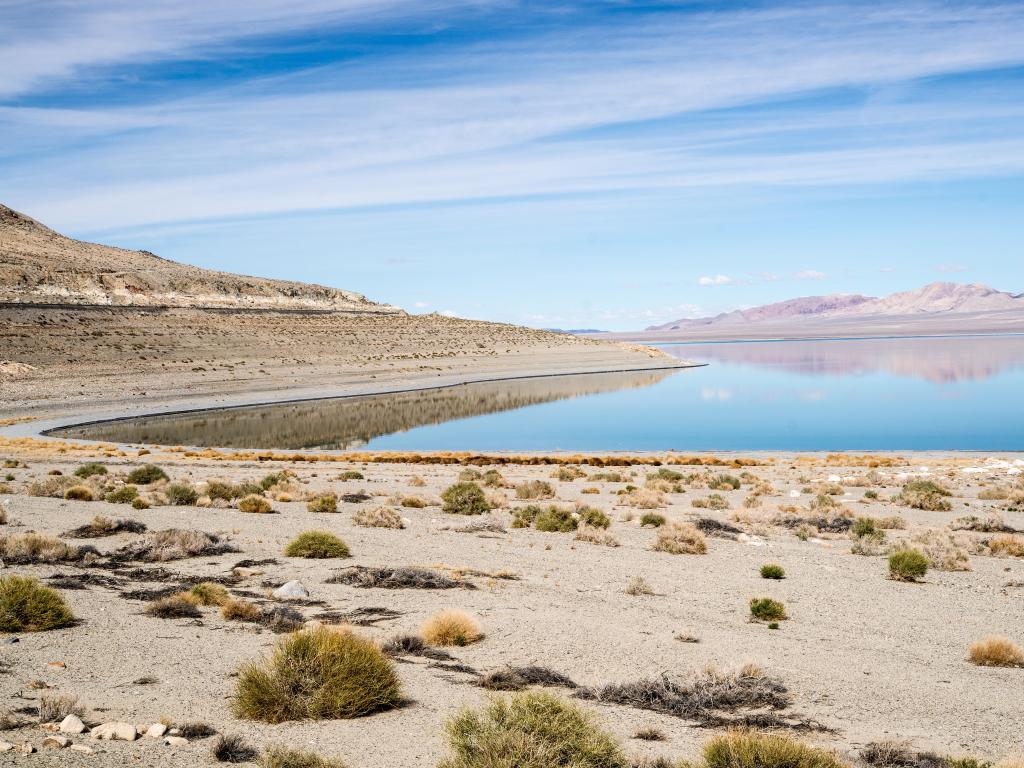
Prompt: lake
<box><xmin>53</xmin><ymin>334</ymin><xmax>1024</xmax><ymax>451</ymax></box>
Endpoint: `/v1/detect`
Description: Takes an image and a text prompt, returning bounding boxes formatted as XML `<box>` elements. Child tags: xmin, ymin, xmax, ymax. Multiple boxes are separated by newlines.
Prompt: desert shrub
<box><xmin>0</xmin><ymin>533</ymin><xmax>82</xmax><ymax>564</ymax></box>
<box><xmin>400</xmin><ymin>495</ymin><xmax>427</xmax><ymax>508</ymax></box>
<box><xmin>132</xmin><ymin>496</ymin><xmax>150</xmax><ymax>510</ymax></box>
<box><xmin>653</xmin><ymin>522</ymin><xmax>707</xmax><ymax>555</ymax></box>
<box><xmin>476</xmin><ymin>666</ymin><xmax>576</xmax><ymax>692</ymax></box>
<box><xmin>126</xmin><ymin>464</ymin><xmax>168</xmax><ymax>485</ymax></box>
<box><xmin>989</xmin><ymin>534</ymin><xmax>1024</xmax><ymax>557</ymax></box>
<box><xmin>967</xmin><ymin>635</ymin><xmax>1024</xmax><ymax>667</ymax></box>
<box><xmin>442</xmin><ymin>482</ymin><xmax>491</xmax><ymax>515</ymax></box>
<box><xmin>73</xmin><ymin>463</ymin><xmax>107</xmax><ymax>479</ymax></box>
<box><xmin>850</xmin><ymin>527</ymin><xmax>887</xmax><ymax>556</ymax></box>
<box><xmin>166</xmin><ymin>482</ymin><xmax>199</xmax><ymax>506</ymax></box>
<box><xmin>951</xmin><ymin>513</ymin><xmax>1012</xmax><ymax>533</ymax></box>
<box><xmin>633</xmin><ymin>727</ymin><xmax>665</xmax><ymax>742</ymax></box>
<box><xmin>639</xmin><ymin>513</ymin><xmax>665</xmax><ymax>528</ymax></box>
<box><xmin>516</xmin><ymin>480</ymin><xmax>555</xmax><ymax>500</ymax></box>
<box><xmin>702</xmin><ymin>730</ymin><xmax>848</xmax><ymax>768</ymax></box>
<box><xmin>535</xmin><ymin>506</ymin><xmax>577</xmax><ymax>532</ymax></box>
<box><xmin>908</xmin><ymin>529</ymin><xmax>972</xmax><ymax>571</ymax></box>
<box><xmin>978</xmin><ymin>486</ymin><xmax>1009</xmax><ymax>501</ymax></box>
<box><xmin>591</xmin><ymin>471</ymin><xmax>628</xmax><ymax>483</ymax></box>
<box><xmin>760</xmin><ymin>564</ymin><xmax>786</xmax><ymax>580</ymax></box>
<box><xmin>511</xmin><ymin>505</ymin><xmax>542</xmax><ymax>528</ymax></box>
<box><xmin>714</xmin><ymin>474</ymin><xmax>742</xmax><ymax>491</ymax></box>
<box><xmin>115</xmin><ymin>528</ymin><xmax>235</xmax><ymax>562</ymax></box>
<box><xmin>889</xmin><ymin>549</ymin><xmax>928</xmax><ymax>582</ymax></box>
<box><xmin>693</xmin><ymin>493</ymin><xmax>729</xmax><ymax>510</ymax></box>
<box><xmin>260</xmin><ymin>745</ymin><xmax>347</xmax><ymax>768</ymax></box>
<box><xmin>222</xmin><ymin>599</ymin><xmax>262</xmax><ymax>623</ymax></box>
<box><xmin>307</xmin><ymin>494</ymin><xmax>338</xmax><ymax>514</ymax></box>
<box><xmin>105</xmin><ymin>485</ymin><xmax>139</xmax><ymax>504</ymax></box>
<box><xmin>284</xmin><ymin>531</ymin><xmax>350</xmax><ymax>559</ymax></box>
<box><xmin>353</xmin><ymin>506</ymin><xmax>404</xmax><ymax>529</ymax></box>
<box><xmin>695</xmin><ymin>517</ymin><xmax>743</xmax><ymax>538</ymax></box>
<box><xmin>233</xmin><ymin>626</ymin><xmax>400</xmax><ymax>722</ymax></box>
<box><xmin>865</xmin><ymin>490</ymin><xmax>879</xmax><ymax>500</ymax></box>
<box><xmin>852</xmin><ymin>517</ymin><xmax>879</xmax><ymax>538</ymax></box>
<box><xmin>421</xmin><ymin>610</ymin><xmax>482</xmax><ymax>646</ymax></box>
<box><xmin>576</xmin><ymin>505</ymin><xmax>610</xmax><ymax>529</ymax></box>
<box><xmin>27</xmin><ymin>475</ymin><xmax>77</xmax><ymax>498</ymax></box>
<box><xmin>64</xmin><ymin>485</ymin><xmax>94</xmax><ymax>501</ymax></box>
<box><xmin>212</xmin><ymin>734</ymin><xmax>258</xmax><ymax>763</ymax></box>
<box><xmin>809</xmin><ymin>493</ymin><xmax>839</xmax><ymax>511</ymax></box>
<box><xmin>439</xmin><ymin>691</ymin><xmax>625</xmax><ymax>768</ymax></box>
<box><xmin>575</xmin><ymin>526</ymin><xmax>619</xmax><ymax>547</ymax></box>
<box><xmin>145</xmin><ymin>595</ymin><xmax>202</xmax><ymax>619</ymax></box>
<box><xmin>63</xmin><ymin>515</ymin><xmax>146</xmax><ymax>538</ymax></box>
<box><xmin>238</xmin><ymin>494</ymin><xmax>274</xmax><ymax>514</ymax></box>
<box><xmin>260</xmin><ymin>472</ymin><xmax>289</xmax><ymax>489</ymax></box>
<box><xmin>0</xmin><ymin>576</ymin><xmax>75</xmax><ymax>632</ymax></box>
<box><xmin>625</xmin><ymin>576</ymin><xmax>654</xmax><ymax>596</ymax></box>
<box><xmin>338</xmin><ymin>470</ymin><xmax>364</xmax><ymax>481</ymax></box>
<box><xmin>898</xmin><ymin>479</ymin><xmax>953</xmax><ymax>511</ymax></box>
<box><xmin>328</xmin><ymin>566</ymin><xmax>462</xmax><ymax>590</ymax></box>
<box><xmin>553</xmin><ymin>466</ymin><xmax>587</xmax><ymax>482</ymax></box>
<box><xmin>876</xmin><ymin>515</ymin><xmax>906</xmax><ymax>529</ymax></box>
<box><xmin>39</xmin><ymin>693</ymin><xmax>84</xmax><ymax>723</ymax></box>
<box><xmin>477</xmin><ymin>469</ymin><xmax>504</xmax><ymax>487</ymax></box>
<box><xmin>177</xmin><ymin>722</ymin><xmax>217</xmax><ymax>739</ymax></box>
<box><xmin>621</xmin><ymin>488</ymin><xmax>667</xmax><ymax>509</ymax></box>
<box><xmin>749</xmin><ymin>597</ymin><xmax>787</xmax><ymax>621</ymax></box>
<box><xmin>188</xmin><ymin>582</ymin><xmax>230</xmax><ymax>607</ymax></box>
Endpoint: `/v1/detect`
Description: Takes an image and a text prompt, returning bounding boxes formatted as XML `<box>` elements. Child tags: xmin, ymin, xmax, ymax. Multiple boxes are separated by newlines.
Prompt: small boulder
<box><xmin>145</xmin><ymin>723</ymin><xmax>168</xmax><ymax>739</ymax></box>
<box><xmin>59</xmin><ymin>714</ymin><xmax>87</xmax><ymax>734</ymax></box>
<box><xmin>0</xmin><ymin>742</ymin><xmax>13</xmax><ymax>753</ymax></box>
<box><xmin>70</xmin><ymin>744</ymin><xmax>95</xmax><ymax>754</ymax></box>
<box><xmin>164</xmin><ymin>736</ymin><xmax>189</xmax><ymax>747</ymax></box>
<box><xmin>91</xmin><ymin>722</ymin><xmax>138</xmax><ymax>741</ymax></box>
<box><xmin>272</xmin><ymin>580</ymin><xmax>309</xmax><ymax>600</ymax></box>
<box><xmin>42</xmin><ymin>735</ymin><xmax>71</xmax><ymax>750</ymax></box>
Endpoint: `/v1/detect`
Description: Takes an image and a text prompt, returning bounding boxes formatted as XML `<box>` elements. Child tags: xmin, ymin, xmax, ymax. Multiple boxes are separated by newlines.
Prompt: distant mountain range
<box><xmin>647</xmin><ymin>282</ymin><xmax>1024</xmax><ymax>331</ymax></box>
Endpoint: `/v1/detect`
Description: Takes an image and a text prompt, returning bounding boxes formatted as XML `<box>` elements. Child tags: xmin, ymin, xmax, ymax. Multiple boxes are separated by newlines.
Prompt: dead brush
<box><xmin>211</xmin><ymin>733</ymin><xmax>257</xmax><ymax>763</ymax></box>
<box><xmin>909</xmin><ymin>528</ymin><xmax>973</xmax><ymax>571</ymax></box>
<box><xmin>114</xmin><ymin>529</ymin><xmax>237</xmax><ymax>562</ymax></box>
<box><xmin>381</xmin><ymin>634</ymin><xmax>453</xmax><ymax>660</ymax></box>
<box><xmin>951</xmin><ymin>513</ymin><xmax>1016</xmax><ymax>533</ymax></box>
<box><xmin>38</xmin><ymin>693</ymin><xmax>84</xmax><ymax>723</ymax></box>
<box><xmin>577</xmin><ymin>663</ymin><xmax>790</xmax><ymax>724</ymax></box>
<box><xmin>967</xmin><ymin>635</ymin><xmax>1024</xmax><ymax>667</ymax></box>
<box><xmin>352</xmin><ymin>506</ymin><xmax>405</xmax><ymax>529</ymax></box>
<box><xmin>652</xmin><ymin>522</ymin><xmax>707</xmax><ymax>554</ymax></box>
<box><xmin>63</xmin><ymin>515</ymin><xmax>147</xmax><ymax>538</ymax></box>
<box><xmin>476</xmin><ymin>665</ymin><xmax>577</xmax><ymax>691</ymax></box>
<box><xmin>861</xmin><ymin>740</ymin><xmax>947</xmax><ymax>768</ymax></box>
<box><xmin>0</xmin><ymin>533</ymin><xmax>84</xmax><ymax>564</ymax></box>
<box><xmin>145</xmin><ymin>595</ymin><xmax>202</xmax><ymax>619</ymax></box>
<box><xmin>575</xmin><ymin>525</ymin><xmax>619</xmax><ymax>547</ymax></box>
<box><xmin>327</xmin><ymin>565</ymin><xmax>470</xmax><ymax>590</ymax></box>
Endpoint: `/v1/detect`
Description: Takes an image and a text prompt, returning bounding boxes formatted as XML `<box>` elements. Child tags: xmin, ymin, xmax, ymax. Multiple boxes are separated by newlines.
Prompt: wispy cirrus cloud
<box><xmin>698</xmin><ymin>275</ymin><xmax>736</xmax><ymax>286</ymax></box>
<box><xmin>795</xmin><ymin>270</ymin><xmax>828</xmax><ymax>280</ymax></box>
<box><xmin>3</xmin><ymin>1</ymin><xmax>1024</xmax><ymax>233</ymax></box>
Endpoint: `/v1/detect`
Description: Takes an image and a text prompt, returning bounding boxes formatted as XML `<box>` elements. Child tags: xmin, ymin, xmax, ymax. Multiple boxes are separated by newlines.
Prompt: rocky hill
<box><xmin>0</xmin><ymin>203</ymin><xmax>400</xmax><ymax>312</ymax></box>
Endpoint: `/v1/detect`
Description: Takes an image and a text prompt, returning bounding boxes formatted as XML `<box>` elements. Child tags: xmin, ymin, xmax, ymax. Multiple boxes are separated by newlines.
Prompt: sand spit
<box><xmin>0</xmin><ymin>446</ymin><xmax>1022</xmax><ymax>766</ymax></box>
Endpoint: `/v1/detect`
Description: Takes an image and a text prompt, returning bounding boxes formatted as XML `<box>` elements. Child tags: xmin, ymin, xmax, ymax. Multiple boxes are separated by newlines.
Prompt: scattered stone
<box><xmin>272</xmin><ymin>580</ymin><xmax>309</xmax><ymax>600</ymax></box>
<box><xmin>145</xmin><ymin>723</ymin><xmax>168</xmax><ymax>739</ymax></box>
<box><xmin>91</xmin><ymin>722</ymin><xmax>138</xmax><ymax>741</ymax></box>
<box><xmin>17</xmin><ymin>743</ymin><xmax>35</xmax><ymax>754</ymax></box>
<box><xmin>59</xmin><ymin>714</ymin><xmax>87</xmax><ymax>734</ymax></box>
<box><xmin>70</xmin><ymin>744</ymin><xmax>95</xmax><ymax>754</ymax></box>
<box><xmin>42</xmin><ymin>735</ymin><xmax>71</xmax><ymax>749</ymax></box>
<box><xmin>0</xmin><ymin>741</ymin><xmax>13</xmax><ymax>752</ymax></box>
<box><xmin>165</xmin><ymin>736</ymin><xmax>189</xmax><ymax>747</ymax></box>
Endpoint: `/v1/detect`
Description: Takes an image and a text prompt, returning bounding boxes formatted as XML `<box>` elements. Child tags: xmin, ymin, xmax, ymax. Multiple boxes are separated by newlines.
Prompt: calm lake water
<box><xmin>56</xmin><ymin>335</ymin><xmax>1024</xmax><ymax>451</ymax></box>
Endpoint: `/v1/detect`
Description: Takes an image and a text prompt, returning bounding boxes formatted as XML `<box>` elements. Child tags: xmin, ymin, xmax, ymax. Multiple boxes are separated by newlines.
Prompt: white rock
<box><xmin>0</xmin><ymin>742</ymin><xmax>13</xmax><ymax>753</ymax></box>
<box><xmin>42</xmin><ymin>735</ymin><xmax>71</xmax><ymax>749</ymax></box>
<box><xmin>91</xmin><ymin>722</ymin><xmax>138</xmax><ymax>741</ymax></box>
<box><xmin>164</xmin><ymin>736</ymin><xmax>189</xmax><ymax>747</ymax></box>
<box><xmin>272</xmin><ymin>580</ymin><xmax>309</xmax><ymax>600</ymax></box>
<box><xmin>145</xmin><ymin>723</ymin><xmax>168</xmax><ymax>739</ymax></box>
<box><xmin>70</xmin><ymin>744</ymin><xmax>95</xmax><ymax>754</ymax></box>
<box><xmin>59</xmin><ymin>714</ymin><xmax>87</xmax><ymax>734</ymax></box>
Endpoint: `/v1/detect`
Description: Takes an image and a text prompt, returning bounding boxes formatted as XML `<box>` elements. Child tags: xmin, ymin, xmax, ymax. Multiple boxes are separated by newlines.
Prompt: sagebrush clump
<box><xmin>0</xmin><ymin>575</ymin><xmax>75</xmax><ymax>632</ymax></box>
<box><xmin>233</xmin><ymin>626</ymin><xmax>401</xmax><ymax>722</ymax></box>
<box><xmin>889</xmin><ymin>549</ymin><xmax>928</xmax><ymax>582</ymax></box>
<box><xmin>442</xmin><ymin>482</ymin><xmax>491</xmax><ymax>515</ymax></box>
<box><xmin>126</xmin><ymin>464</ymin><xmax>168</xmax><ymax>485</ymax></box>
<box><xmin>352</xmin><ymin>506</ymin><xmax>404</xmax><ymax>529</ymax></box>
<box><xmin>652</xmin><ymin>522</ymin><xmax>707</xmax><ymax>555</ymax></box>
<box><xmin>749</xmin><ymin>597</ymin><xmax>787</xmax><ymax>622</ymax></box>
<box><xmin>284</xmin><ymin>531</ymin><xmax>350</xmax><ymax>559</ymax></box>
<box><xmin>238</xmin><ymin>494</ymin><xmax>274</xmax><ymax>514</ymax></box>
<box><xmin>702</xmin><ymin>730</ymin><xmax>849</xmax><ymax>768</ymax></box>
<box><xmin>421</xmin><ymin>610</ymin><xmax>482</xmax><ymax>646</ymax></box>
<box><xmin>898</xmin><ymin>479</ymin><xmax>953</xmax><ymax>511</ymax></box>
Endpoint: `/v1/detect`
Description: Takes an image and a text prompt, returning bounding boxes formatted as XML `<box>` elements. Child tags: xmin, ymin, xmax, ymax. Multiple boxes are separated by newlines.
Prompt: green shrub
<box><xmin>714</xmin><ymin>474</ymin><xmax>741</xmax><ymax>490</ymax></box>
<box><xmin>639</xmin><ymin>513</ymin><xmax>665</xmax><ymax>528</ymax></box>
<box><xmin>511</xmin><ymin>505</ymin><xmax>541</xmax><ymax>528</ymax></box>
<box><xmin>439</xmin><ymin>691</ymin><xmax>626</xmax><ymax>768</ymax></box>
<box><xmin>338</xmin><ymin>470</ymin><xmax>364</xmax><ymax>481</ymax></box>
<box><xmin>889</xmin><ymin>549</ymin><xmax>928</xmax><ymax>582</ymax></box>
<box><xmin>480</xmin><ymin>469</ymin><xmax>505</xmax><ymax>488</ymax></box>
<box><xmin>105</xmin><ymin>485</ymin><xmax>138</xmax><ymax>504</ymax></box>
<box><xmin>261</xmin><ymin>472</ymin><xmax>290</xmax><ymax>490</ymax></box>
<box><xmin>852</xmin><ymin>517</ymin><xmax>878</xmax><ymax>538</ymax></box>
<box><xmin>284</xmin><ymin>531</ymin><xmax>350</xmax><ymax>559</ymax></box>
<box><xmin>898</xmin><ymin>479</ymin><xmax>952</xmax><ymax>511</ymax></box>
<box><xmin>166</xmin><ymin>482</ymin><xmax>199</xmax><ymax>506</ymax></box>
<box><xmin>703</xmin><ymin>730</ymin><xmax>848</xmax><ymax>768</ymax></box>
<box><xmin>126</xmin><ymin>464</ymin><xmax>168</xmax><ymax>485</ymax></box>
<box><xmin>0</xmin><ymin>576</ymin><xmax>75</xmax><ymax>632</ymax></box>
<box><xmin>233</xmin><ymin>627</ymin><xmax>400</xmax><ymax>722</ymax></box>
<box><xmin>259</xmin><ymin>746</ymin><xmax>347</xmax><ymax>768</ymax></box>
<box><xmin>442</xmin><ymin>482</ymin><xmax>490</xmax><ymax>515</ymax></box>
<box><xmin>534</xmin><ymin>506</ymin><xmax>577</xmax><ymax>533</ymax></box>
<box><xmin>64</xmin><ymin>485</ymin><xmax>94</xmax><ymax>501</ymax></box>
<box><xmin>865</xmin><ymin>490</ymin><xmax>879</xmax><ymax>500</ymax></box>
<box><xmin>515</xmin><ymin>480</ymin><xmax>555</xmax><ymax>500</ymax></box>
<box><xmin>576</xmin><ymin>505</ymin><xmax>610</xmax><ymax>530</ymax></box>
<box><xmin>73</xmin><ymin>463</ymin><xmax>107</xmax><ymax>479</ymax></box>
<box><xmin>187</xmin><ymin>582</ymin><xmax>230</xmax><ymax>607</ymax></box>
<box><xmin>553</xmin><ymin>466</ymin><xmax>587</xmax><ymax>482</ymax></box>
<box><xmin>651</xmin><ymin>467</ymin><xmax>684</xmax><ymax>482</ymax></box>
<box><xmin>132</xmin><ymin>496</ymin><xmax>150</xmax><ymax>510</ymax></box>
<box><xmin>306</xmin><ymin>494</ymin><xmax>338</xmax><ymax>514</ymax></box>
<box><xmin>238</xmin><ymin>494</ymin><xmax>273</xmax><ymax>514</ymax></box>
<box><xmin>759</xmin><ymin>564</ymin><xmax>786</xmax><ymax>580</ymax></box>
<box><xmin>749</xmin><ymin>597</ymin><xmax>787</xmax><ymax>621</ymax></box>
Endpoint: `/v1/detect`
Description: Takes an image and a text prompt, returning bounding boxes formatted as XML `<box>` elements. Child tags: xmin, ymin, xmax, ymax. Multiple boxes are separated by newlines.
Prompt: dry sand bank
<box><xmin>0</xmin><ymin>446</ymin><xmax>1022</xmax><ymax>766</ymax></box>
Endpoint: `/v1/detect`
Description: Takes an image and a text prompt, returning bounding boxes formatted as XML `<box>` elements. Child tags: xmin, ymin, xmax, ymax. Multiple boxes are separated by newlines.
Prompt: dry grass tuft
<box><xmin>352</xmin><ymin>506</ymin><xmax>404</xmax><ymax>529</ymax></box>
<box><xmin>989</xmin><ymin>534</ymin><xmax>1024</xmax><ymax>557</ymax></box>
<box><xmin>284</xmin><ymin>531</ymin><xmax>350</xmax><ymax>559</ymax></box>
<box><xmin>515</xmin><ymin>480</ymin><xmax>556</xmax><ymax>500</ymax></box>
<box><xmin>259</xmin><ymin>745</ymin><xmax>347</xmax><ymax>768</ymax></box>
<box><xmin>222</xmin><ymin>599</ymin><xmax>263</xmax><ymax>623</ymax></box>
<box><xmin>0</xmin><ymin>533</ymin><xmax>83</xmax><ymax>564</ymax></box>
<box><xmin>653</xmin><ymin>522</ymin><xmax>707</xmax><ymax>555</ymax></box>
<box><xmin>897</xmin><ymin>479</ymin><xmax>953</xmax><ymax>511</ymax></box>
<box><xmin>145</xmin><ymin>595</ymin><xmax>203</xmax><ymax>619</ymax></box>
<box><xmin>575</xmin><ymin>525</ymin><xmax>619</xmax><ymax>547</ymax></box>
<box><xmin>212</xmin><ymin>734</ymin><xmax>258</xmax><ymax>763</ymax></box>
<box><xmin>64</xmin><ymin>484</ymin><xmax>94</xmax><ymax>501</ymax></box>
<box><xmin>625</xmin><ymin>576</ymin><xmax>654</xmax><ymax>596</ymax></box>
<box><xmin>233</xmin><ymin>626</ymin><xmax>401</xmax><ymax>722</ymax></box>
<box><xmin>703</xmin><ymin>730</ymin><xmax>849</xmax><ymax>768</ymax></box>
<box><xmin>39</xmin><ymin>693</ymin><xmax>84</xmax><ymax>723</ymax></box>
<box><xmin>621</xmin><ymin>488</ymin><xmax>668</xmax><ymax>509</ymax></box>
<box><xmin>238</xmin><ymin>494</ymin><xmax>274</xmax><ymax>514</ymax></box>
<box><xmin>421</xmin><ymin>610</ymin><xmax>482</xmax><ymax>646</ymax></box>
<box><xmin>439</xmin><ymin>691</ymin><xmax>625</xmax><ymax>768</ymax></box>
<box><xmin>306</xmin><ymin>494</ymin><xmax>338</xmax><ymax>514</ymax></box>
<box><xmin>0</xmin><ymin>567</ymin><xmax>60</xmax><ymax>630</ymax></box>
<box><xmin>187</xmin><ymin>582</ymin><xmax>230</xmax><ymax>607</ymax></box>
<box><xmin>967</xmin><ymin>635</ymin><xmax>1024</xmax><ymax>667</ymax></box>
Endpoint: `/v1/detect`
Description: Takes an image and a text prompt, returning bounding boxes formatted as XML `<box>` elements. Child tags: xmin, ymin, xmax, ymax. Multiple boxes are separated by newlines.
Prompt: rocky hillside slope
<box><xmin>0</xmin><ymin>203</ymin><xmax>399</xmax><ymax>312</ymax></box>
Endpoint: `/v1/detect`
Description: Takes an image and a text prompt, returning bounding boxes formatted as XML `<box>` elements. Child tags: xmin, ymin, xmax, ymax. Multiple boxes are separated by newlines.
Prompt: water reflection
<box><xmin>56</xmin><ymin>369</ymin><xmax>675</xmax><ymax>449</ymax></box>
<box><xmin>661</xmin><ymin>334</ymin><xmax>1024</xmax><ymax>383</ymax></box>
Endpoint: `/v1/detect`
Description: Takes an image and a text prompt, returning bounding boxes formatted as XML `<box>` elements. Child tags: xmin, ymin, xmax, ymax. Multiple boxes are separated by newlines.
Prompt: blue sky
<box><xmin>2</xmin><ymin>1</ymin><xmax>1023</xmax><ymax>330</ymax></box>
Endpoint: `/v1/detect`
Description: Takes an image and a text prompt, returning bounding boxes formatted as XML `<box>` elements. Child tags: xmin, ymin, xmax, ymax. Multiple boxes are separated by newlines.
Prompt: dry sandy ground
<box><xmin>0</xmin><ymin>446</ymin><xmax>1022</xmax><ymax>766</ymax></box>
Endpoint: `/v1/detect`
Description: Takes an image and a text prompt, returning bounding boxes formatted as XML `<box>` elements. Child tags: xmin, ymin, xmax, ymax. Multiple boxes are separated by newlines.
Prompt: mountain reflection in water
<box><xmin>56</xmin><ymin>369</ymin><xmax>674</xmax><ymax>449</ymax></box>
